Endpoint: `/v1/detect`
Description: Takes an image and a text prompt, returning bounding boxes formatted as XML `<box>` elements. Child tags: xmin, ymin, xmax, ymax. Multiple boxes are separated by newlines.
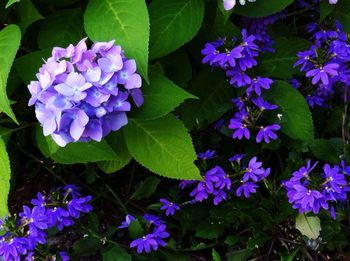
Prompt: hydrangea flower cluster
<box><xmin>201</xmin><ymin>25</ymin><xmax>281</xmax><ymax>144</ymax></box>
<box><xmin>28</xmin><ymin>38</ymin><xmax>143</xmax><ymax>147</ymax></box>
<box><xmin>178</xmin><ymin>152</ymin><xmax>270</xmax><ymax>205</ymax></box>
<box><xmin>223</xmin><ymin>0</ymin><xmax>256</xmax><ymax>11</ymax></box>
<box><xmin>294</xmin><ymin>21</ymin><xmax>349</xmax><ymax>108</ymax></box>
<box><xmin>283</xmin><ymin>160</ymin><xmax>350</xmax><ymax>219</ymax></box>
<box><xmin>0</xmin><ymin>185</ymin><xmax>92</xmax><ymax>260</ymax></box>
<box><xmin>118</xmin><ymin>214</ymin><xmax>170</xmax><ymax>254</ymax></box>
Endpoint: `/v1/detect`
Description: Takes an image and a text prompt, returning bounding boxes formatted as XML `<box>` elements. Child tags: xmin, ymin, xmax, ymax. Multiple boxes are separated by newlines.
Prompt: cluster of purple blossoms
<box><xmin>28</xmin><ymin>38</ymin><xmax>143</xmax><ymax>147</ymax></box>
<box><xmin>179</xmin><ymin>152</ymin><xmax>270</xmax><ymax>205</ymax></box>
<box><xmin>229</xmin><ymin>96</ymin><xmax>280</xmax><ymax>143</ymax></box>
<box><xmin>283</xmin><ymin>160</ymin><xmax>350</xmax><ymax>219</ymax></box>
<box><xmin>119</xmin><ymin>214</ymin><xmax>169</xmax><ymax>254</ymax></box>
<box><xmin>232</xmin><ymin>155</ymin><xmax>270</xmax><ymax>198</ymax></box>
<box><xmin>0</xmin><ymin>185</ymin><xmax>92</xmax><ymax>260</ymax></box>
<box><xmin>223</xmin><ymin>0</ymin><xmax>256</xmax><ymax>11</ymax></box>
<box><xmin>202</xmin><ymin>25</ymin><xmax>281</xmax><ymax>143</ymax></box>
<box><xmin>294</xmin><ymin>21</ymin><xmax>350</xmax><ymax>108</ymax></box>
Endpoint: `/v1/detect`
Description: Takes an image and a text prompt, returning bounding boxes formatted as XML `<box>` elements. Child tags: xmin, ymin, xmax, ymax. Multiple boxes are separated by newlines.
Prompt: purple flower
<box><xmin>252</xmin><ymin>97</ymin><xmax>278</xmax><ymax>111</ymax></box>
<box><xmin>229</xmin><ymin>119</ymin><xmax>250</xmax><ymax>140</ymax></box>
<box><xmin>66</xmin><ymin>195</ymin><xmax>93</xmax><ymax>219</ymax></box>
<box><xmin>256</xmin><ymin>124</ymin><xmax>280</xmax><ymax>143</ymax></box>
<box><xmin>229</xmin><ymin>153</ymin><xmax>245</xmax><ymax>163</ymax></box>
<box><xmin>130</xmin><ymin>234</ymin><xmax>158</xmax><ymax>254</ymax></box>
<box><xmin>0</xmin><ymin>237</ymin><xmax>28</xmax><ymax>261</ymax></box>
<box><xmin>152</xmin><ymin>225</ymin><xmax>169</xmax><ymax>247</ymax></box>
<box><xmin>118</xmin><ymin>214</ymin><xmax>136</xmax><ymax>228</ymax></box>
<box><xmin>246</xmin><ymin>77</ymin><xmax>273</xmax><ymax>95</ymax></box>
<box><xmin>306</xmin><ymin>63</ymin><xmax>339</xmax><ymax>85</ymax></box>
<box><xmin>19</xmin><ymin>206</ymin><xmax>48</xmax><ymax>238</ymax></box>
<box><xmin>243</xmin><ymin>157</ymin><xmax>265</xmax><ymax>182</ymax></box>
<box><xmin>143</xmin><ymin>215</ymin><xmax>165</xmax><ymax>227</ymax></box>
<box><xmin>236</xmin><ymin>182</ymin><xmax>258</xmax><ymax>198</ymax></box>
<box><xmin>197</xmin><ymin>150</ymin><xmax>216</xmax><ymax>160</ymax></box>
<box><xmin>28</xmin><ymin>39</ymin><xmax>144</xmax><ymax>147</ymax></box>
<box><xmin>159</xmin><ymin>199</ymin><xmax>180</xmax><ymax>216</ymax></box>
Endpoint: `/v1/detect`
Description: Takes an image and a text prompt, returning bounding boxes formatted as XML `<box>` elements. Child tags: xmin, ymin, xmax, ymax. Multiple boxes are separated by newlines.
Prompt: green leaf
<box><xmin>128</xmin><ymin>219</ymin><xmax>143</xmax><ymax>239</ymax></box>
<box><xmin>226</xmin><ymin>249</ymin><xmax>253</xmax><ymax>261</ymax></box>
<box><xmin>195</xmin><ymin>222</ymin><xmax>225</xmax><ymax>239</ymax></box>
<box><xmin>260</xmin><ymin>37</ymin><xmax>310</xmax><ymax>79</ymax></box>
<box><xmin>102</xmin><ymin>245</ymin><xmax>131</xmax><ymax>261</ymax></box>
<box><xmin>0</xmin><ymin>138</ymin><xmax>10</xmax><ymax>219</ymax></box>
<box><xmin>16</xmin><ymin>0</ymin><xmax>43</xmax><ymax>33</ymax></box>
<box><xmin>181</xmin><ymin>69</ymin><xmax>234</xmax><ymax>130</ymax></box>
<box><xmin>84</xmin><ymin>0</ymin><xmax>150</xmax><ymax>81</ymax></box>
<box><xmin>309</xmin><ymin>139</ymin><xmax>339</xmax><ymax>164</ymax></box>
<box><xmin>0</xmin><ymin>25</ymin><xmax>21</xmax><ymax>124</ymax></box>
<box><xmin>130</xmin><ymin>71</ymin><xmax>196</xmax><ymax>120</ymax></box>
<box><xmin>162</xmin><ymin>49</ymin><xmax>192</xmax><ymax>88</ymax></box>
<box><xmin>234</xmin><ymin>0</ymin><xmax>293</xmax><ymax>17</ymax></box>
<box><xmin>264</xmin><ymin>81</ymin><xmax>314</xmax><ymax>143</ymax></box>
<box><xmin>295</xmin><ymin>215</ymin><xmax>321</xmax><ymax>240</ymax></box>
<box><xmin>333</xmin><ymin>1</ymin><xmax>350</xmax><ymax>33</ymax></box>
<box><xmin>5</xmin><ymin>0</ymin><xmax>20</xmax><ymax>8</ymax></box>
<box><xmin>123</xmin><ymin>114</ymin><xmax>201</xmax><ymax>180</ymax></box>
<box><xmin>217</xmin><ymin>0</ymin><xmax>233</xmax><ymax>24</ymax></box>
<box><xmin>73</xmin><ymin>236</ymin><xmax>103</xmax><ymax>257</ymax></box>
<box><xmin>320</xmin><ymin>1</ymin><xmax>335</xmax><ymax>22</ymax></box>
<box><xmin>130</xmin><ymin>176</ymin><xmax>161</xmax><ymax>200</ymax></box>
<box><xmin>38</xmin><ymin>9</ymin><xmax>84</xmax><ymax>49</ymax></box>
<box><xmin>212</xmin><ymin>248</ymin><xmax>222</xmax><ymax>261</ymax></box>
<box><xmin>97</xmin><ymin>132</ymin><xmax>132</xmax><ymax>174</ymax></box>
<box><xmin>149</xmin><ymin>0</ymin><xmax>204</xmax><ymax>59</ymax></box>
<box><xmin>15</xmin><ymin>49</ymin><xmax>51</xmax><ymax>84</ymax></box>
<box><xmin>35</xmin><ymin>126</ymin><xmax>119</xmax><ymax>164</ymax></box>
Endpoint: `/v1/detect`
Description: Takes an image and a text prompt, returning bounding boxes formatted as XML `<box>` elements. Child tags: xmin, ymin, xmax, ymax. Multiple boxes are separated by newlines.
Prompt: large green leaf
<box><xmin>15</xmin><ymin>49</ymin><xmax>51</xmax><ymax>84</ymax></box>
<box><xmin>130</xmin><ymin>71</ymin><xmax>196</xmax><ymax>120</ymax></box>
<box><xmin>295</xmin><ymin>215</ymin><xmax>321</xmax><ymax>240</ymax></box>
<box><xmin>16</xmin><ymin>0</ymin><xmax>43</xmax><ymax>33</ymax></box>
<box><xmin>0</xmin><ymin>25</ymin><xmax>21</xmax><ymax>124</ymax></box>
<box><xmin>84</xmin><ymin>0</ymin><xmax>150</xmax><ymax>81</ymax></box>
<box><xmin>38</xmin><ymin>9</ymin><xmax>84</xmax><ymax>49</ymax></box>
<box><xmin>264</xmin><ymin>81</ymin><xmax>314</xmax><ymax>143</ymax></box>
<box><xmin>97</xmin><ymin>132</ymin><xmax>132</xmax><ymax>174</ymax></box>
<box><xmin>0</xmin><ymin>138</ymin><xmax>10</xmax><ymax>219</ymax></box>
<box><xmin>123</xmin><ymin>114</ymin><xmax>201</xmax><ymax>180</ymax></box>
<box><xmin>181</xmin><ymin>70</ymin><xmax>234</xmax><ymax>130</ymax></box>
<box><xmin>35</xmin><ymin>126</ymin><xmax>119</xmax><ymax>164</ymax></box>
<box><xmin>260</xmin><ymin>37</ymin><xmax>310</xmax><ymax>79</ymax></box>
<box><xmin>149</xmin><ymin>0</ymin><xmax>204</xmax><ymax>59</ymax></box>
<box><xmin>309</xmin><ymin>139</ymin><xmax>339</xmax><ymax>164</ymax></box>
<box><xmin>234</xmin><ymin>0</ymin><xmax>293</xmax><ymax>17</ymax></box>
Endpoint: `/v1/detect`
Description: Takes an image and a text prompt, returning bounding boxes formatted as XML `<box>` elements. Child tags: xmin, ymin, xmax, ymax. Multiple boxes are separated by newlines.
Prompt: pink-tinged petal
<box><xmin>55</xmin><ymin>83</ymin><xmax>75</xmax><ymax>96</ymax></box>
<box><xmin>76</xmin><ymin>110</ymin><xmax>89</xmax><ymax>126</ymax></box>
<box><xmin>85</xmin><ymin>66</ymin><xmax>101</xmax><ymax>82</ymax></box>
<box><xmin>66</xmin><ymin>72</ymin><xmax>85</xmax><ymax>87</ymax></box>
<box><xmin>110</xmin><ymin>55</ymin><xmax>123</xmax><ymax>71</ymax></box>
<box><xmin>124</xmin><ymin>59</ymin><xmax>137</xmax><ymax>73</ymax></box>
<box><xmin>51</xmin><ymin>133</ymin><xmax>69</xmax><ymax>147</ymax></box>
<box><xmin>39</xmin><ymin>70</ymin><xmax>52</xmax><ymax>89</ymax></box>
<box><xmin>125</xmin><ymin>74</ymin><xmax>142</xmax><ymax>89</ymax></box>
<box><xmin>97</xmin><ymin>58</ymin><xmax>113</xmax><ymax>72</ymax></box>
<box><xmin>43</xmin><ymin>118</ymin><xmax>56</xmax><ymax>136</ymax></box>
<box><xmin>224</xmin><ymin>0</ymin><xmax>236</xmax><ymax>10</ymax></box>
<box><xmin>79</xmin><ymin>82</ymin><xmax>93</xmax><ymax>92</ymax></box>
<box><xmin>70</xmin><ymin>120</ymin><xmax>85</xmax><ymax>141</ymax></box>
